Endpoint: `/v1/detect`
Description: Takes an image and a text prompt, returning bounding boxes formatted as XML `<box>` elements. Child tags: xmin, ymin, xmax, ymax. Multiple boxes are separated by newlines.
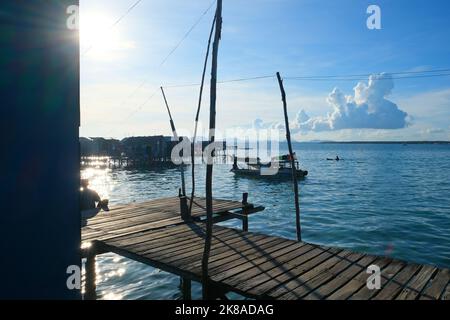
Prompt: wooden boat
<box><xmin>230</xmin><ymin>154</ymin><xmax>308</xmax><ymax>179</ymax></box>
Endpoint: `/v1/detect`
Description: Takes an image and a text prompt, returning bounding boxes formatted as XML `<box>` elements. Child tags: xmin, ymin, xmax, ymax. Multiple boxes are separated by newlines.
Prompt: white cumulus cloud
<box><xmin>297</xmin><ymin>73</ymin><xmax>409</xmax><ymax>131</ymax></box>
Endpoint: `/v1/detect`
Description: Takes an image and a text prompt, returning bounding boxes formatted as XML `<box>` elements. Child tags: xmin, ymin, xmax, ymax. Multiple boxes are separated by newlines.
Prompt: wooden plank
<box><xmin>208</xmin><ymin>236</ymin><xmax>284</xmax><ymax>264</ymax></box>
<box><xmin>206</xmin><ymin>237</ymin><xmax>297</xmax><ymax>273</ymax></box>
<box><xmin>113</xmin><ymin>224</ymin><xmax>226</xmax><ymax>253</ymax></box>
<box><xmin>395</xmin><ymin>265</ymin><xmax>437</xmax><ymax>300</ymax></box>
<box><xmin>146</xmin><ymin>229</ymin><xmax>270</xmax><ymax>265</ymax></box>
<box><xmin>89</xmin><ymin>202</ymin><xmax>170</xmax><ymax>221</ymax></box>
<box><xmin>289</xmin><ymin>252</ymin><xmax>365</xmax><ymax>300</ymax></box>
<box><xmin>419</xmin><ymin>269</ymin><xmax>450</xmax><ymax>300</ymax></box>
<box><xmin>225</xmin><ymin>243</ymin><xmax>319</xmax><ymax>293</ymax></box>
<box><xmin>172</xmin><ymin>235</ymin><xmax>288</xmax><ymax>270</ymax></box>
<box><xmin>87</xmin><ymin>211</ymin><xmax>179</xmax><ymax>230</ymax></box>
<box><xmin>85</xmin><ymin>208</ymin><xmax>256</xmax><ymax>242</ymax></box>
<box><xmin>88</xmin><ymin>211</ymin><xmax>188</xmax><ymax>231</ymax></box>
<box><xmin>263</xmin><ymin>248</ymin><xmax>342</xmax><ymax>299</ymax></box>
<box><xmin>83</xmin><ymin>222</ymin><xmax>182</xmax><ymax>243</ymax></box>
<box><xmin>327</xmin><ymin>257</ymin><xmax>392</xmax><ymax>300</ymax></box>
<box><xmin>104</xmin><ymin>224</ymin><xmax>198</xmax><ymax>248</ymax></box>
<box><xmin>303</xmin><ymin>254</ymin><xmax>377</xmax><ymax>300</ymax></box>
<box><xmin>105</xmin><ymin>223</ymin><xmax>196</xmax><ymax>242</ymax></box>
<box><xmin>127</xmin><ymin>228</ymin><xmax>236</xmax><ymax>257</ymax></box>
<box><xmin>84</xmin><ymin>197</ymin><xmax>245</xmax><ymax>229</ymax></box>
<box><xmin>182</xmin><ymin>236</ymin><xmax>284</xmax><ymax>271</ymax></box>
<box><xmin>150</xmin><ymin>232</ymin><xmax>270</xmax><ymax>265</ymax></box>
<box><xmin>372</xmin><ymin>263</ymin><xmax>421</xmax><ymax>300</ymax></box>
<box><xmin>349</xmin><ymin>259</ymin><xmax>405</xmax><ymax>300</ymax></box>
<box><xmin>93</xmin><ymin>217</ymin><xmax>189</xmax><ymax>237</ymax></box>
<box><xmin>276</xmin><ymin>250</ymin><xmax>355</xmax><ymax>300</ymax></box>
<box><xmin>251</xmin><ymin>247</ymin><xmax>334</xmax><ymax>298</ymax></box>
<box><xmin>120</xmin><ymin>225</ymin><xmax>230</xmax><ymax>251</ymax></box>
<box><xmin>88</xmin><ymin>198</ymin><xmax>180</xmax><ymax>222</ymax></box>
<box><xmin>81</xmin><ymin>197</ymin><xmax>261</xmax><ymax>249</ymax></box>
<box><xmin>211</xmin><ymin>242</ymin><xmax>309</xmax><ymax>285</ymax></box>
<box><xmin>442</xmin><ymin>283</ymin><xmax>450</xmax><ymax>300</ymax></box>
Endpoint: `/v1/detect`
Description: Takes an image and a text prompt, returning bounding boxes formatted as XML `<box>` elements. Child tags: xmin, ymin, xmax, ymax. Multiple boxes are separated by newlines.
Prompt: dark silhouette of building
<box><xmin>1</xmin><ymin>1</ymin><xmax>81</xmax><ymax>299</ymax></box>
<box><xmin>80</xmin><ymin>137</ymin><xmax>122</xmax><ymax>157</ymax></box>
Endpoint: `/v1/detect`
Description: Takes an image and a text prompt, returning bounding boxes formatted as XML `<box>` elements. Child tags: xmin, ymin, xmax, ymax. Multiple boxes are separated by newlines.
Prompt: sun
<box><xmin>80</xmin><ymin>12</ymin><xmax>132</xmax><ymax>58</ymax></box>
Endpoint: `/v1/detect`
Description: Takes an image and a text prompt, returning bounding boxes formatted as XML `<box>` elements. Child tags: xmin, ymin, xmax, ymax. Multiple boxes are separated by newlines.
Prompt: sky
<box><xmin>80</xmin><ymin>0</ymin><xmax>450</xmax><ymax>141</ymax></box>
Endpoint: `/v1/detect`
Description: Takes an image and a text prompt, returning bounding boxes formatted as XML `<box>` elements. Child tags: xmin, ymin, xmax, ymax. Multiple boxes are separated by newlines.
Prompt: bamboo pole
<box><xmin>202</xmin><ymin>0</ymin><xmax>222</xmax><ymax>300</ymax></box>
<box><xmin>189</xmin><ymin>15</ymin><xmax>217</xmax><ymax>215</ymax></box>
<box><xmin>276</xmin><ymin>72</ymin><xmax>302</xmax><ymax>242</ymax></box>
<box><xmin>160</xmin><ymin>86</ymin><xmax>186</xmax><ymax>197</ymax></box>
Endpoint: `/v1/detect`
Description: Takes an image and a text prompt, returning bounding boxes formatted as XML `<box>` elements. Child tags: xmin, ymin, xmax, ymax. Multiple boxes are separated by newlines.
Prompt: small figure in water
<box><xmin>327</xmin><ymin>155</ymin><xmax>341</xmax><ymax>161</ymax></box>
<box><xmin>80</xmin><ymin>179</ymin><xmax>109</xmax><ymax>226</ymax></box>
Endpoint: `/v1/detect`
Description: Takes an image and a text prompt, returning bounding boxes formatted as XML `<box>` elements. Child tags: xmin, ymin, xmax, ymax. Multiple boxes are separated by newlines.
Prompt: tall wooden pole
<box><xmin>189</xmin><ymin>15</ymin><xmax>216</xmax><ymax>215</ymax></box>
<box><xmin>276</xmin><ymin>72</ymin><xmax>302</xmax><ymax>242</ymax></box>
<box><xmin>202</xmin><ymin>0</ymin><xmax>222</xmax><ymax>300</ymax></box>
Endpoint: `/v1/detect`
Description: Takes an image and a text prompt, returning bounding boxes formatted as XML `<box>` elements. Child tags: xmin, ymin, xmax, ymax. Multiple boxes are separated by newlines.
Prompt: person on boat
<box><xmin>335</xmin><ymin>155</ymin><xmax>340</xmax><ymax>161</ymax></box>
<box><xmin>232</xmin><ymin>156</ymin><xmax>239</xmax><ymax>170</ymax></box>
<box><xmin>80</xmin><ymin>179</ymin><xmax>109</xmax><ymax>226</ymax></box>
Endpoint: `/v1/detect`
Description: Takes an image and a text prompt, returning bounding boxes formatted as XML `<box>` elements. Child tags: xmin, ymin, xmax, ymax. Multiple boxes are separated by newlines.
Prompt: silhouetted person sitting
<box><xmin>80</xmin><ymin>179</ymin><xmax>100</xmax><ymax>211</ymax></box>
<box><xmin>336</xmin><ymin>155</ymin><xmax>340</xmax><ymax>161</ymax></box>
<box><xmin>80</xmin><ymin>179</ymin><xmax>109</xmax><ymax>226</ymax></box>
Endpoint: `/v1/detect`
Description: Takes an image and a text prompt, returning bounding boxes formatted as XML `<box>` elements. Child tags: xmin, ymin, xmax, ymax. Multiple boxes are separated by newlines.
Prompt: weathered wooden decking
<box><xmin>82</xmin><ymin>197</ymin><xmax>450</xmax><ymax>300</ymax></box>
<box><xmin>82</xmin><ymin>196</ymin><xmax>261</xmax><ymax>243</ymax></box>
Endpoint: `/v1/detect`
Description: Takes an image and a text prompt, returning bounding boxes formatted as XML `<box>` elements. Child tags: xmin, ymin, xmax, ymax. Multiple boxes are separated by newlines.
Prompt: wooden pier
<box><xmin>81</xmin><ymin>197</ymin><xmax>449</xmax><ymax>300</ymax></box>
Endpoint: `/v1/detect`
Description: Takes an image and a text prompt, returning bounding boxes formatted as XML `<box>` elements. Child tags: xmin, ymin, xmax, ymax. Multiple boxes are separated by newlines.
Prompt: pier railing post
<box><xmin>84</xmin><ymin>245</ymin><xmax>97</xmax><ymax>300</ymax></box>
<box><xmin>180</xmin><ymin>277</ymin><xmax>192</xmax><ymax>300</ymax></box>
<box><xmin>179</xmin><ymin>193</ymin><xmax>190</xmax><ymax>221</ymax></box>
<box><xmin>242</xmin><ymin>192</ymin><xmax>249</xmax><ymax>232</ymax></box>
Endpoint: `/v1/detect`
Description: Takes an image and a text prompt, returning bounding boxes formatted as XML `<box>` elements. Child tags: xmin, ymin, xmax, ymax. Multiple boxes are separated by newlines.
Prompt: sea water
<box><xmin>81</xmin><ymin>143</ymin><xmax>450</xmax><ymax>300</ymax></box>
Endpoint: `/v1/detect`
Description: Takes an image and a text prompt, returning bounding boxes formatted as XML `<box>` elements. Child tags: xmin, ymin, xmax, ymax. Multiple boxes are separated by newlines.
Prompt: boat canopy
<box><xmin>271</xmin><ymin>153</ymin><xmax>297</xmax><ymax>162</ymax></box>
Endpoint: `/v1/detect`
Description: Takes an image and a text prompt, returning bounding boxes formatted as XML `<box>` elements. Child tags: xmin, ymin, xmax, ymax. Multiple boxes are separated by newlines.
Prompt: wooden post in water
<box><xmin>242</xmin><ymin>192</ymin><xmax>249</xmax><ymax>232</ymax></box>
<box><xmin>181</xmin><ymin>277</ymin><xmax>192</xmax><ymax>300</ymax></box>
<box><xmin>276</xmin><ymin>72</ymin><xmax>302</xmax><ymax>242</ymax></box>
<box><xmin>202</xmin><ymin>0</ymin><xmax>222</xmax><ymax>300</ymax></box>
<box><xmin>84</xmin><ymin>248</ymin><xmax>97</xmax><ymax>300</ymax></box>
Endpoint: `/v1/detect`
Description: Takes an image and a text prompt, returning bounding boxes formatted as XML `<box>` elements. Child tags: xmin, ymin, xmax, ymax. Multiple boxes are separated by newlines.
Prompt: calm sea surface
<box><xmin>81</xmin><ymin>143</ymin><xmax>450</xmax><ymax>300</ymax></box>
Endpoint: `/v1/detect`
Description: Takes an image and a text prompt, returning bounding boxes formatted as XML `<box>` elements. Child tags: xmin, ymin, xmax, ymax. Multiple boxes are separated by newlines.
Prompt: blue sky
<box><xmin>80</xmin><ymin>0</ymin><xmax>450</xmax><ymax>141</ymax></box>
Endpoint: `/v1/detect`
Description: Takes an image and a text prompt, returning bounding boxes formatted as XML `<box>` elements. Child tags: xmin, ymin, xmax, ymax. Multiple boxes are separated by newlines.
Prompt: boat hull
<box><xmin>231</xmin><ymin>168</ymin><xmax>308</xmax><ymax>179</ymax></box>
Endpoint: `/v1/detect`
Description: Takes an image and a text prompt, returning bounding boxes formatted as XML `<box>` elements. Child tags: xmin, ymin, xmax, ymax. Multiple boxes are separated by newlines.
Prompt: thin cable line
<box><xmin>113</xmin><ymin>0</ymin><xmax>216</xmax><ymax>120</ymax></box>
<box><xmin>163</xmin><ymin>71</ymin><xmax>450</xmax><ymax>88</ymax></box>
<box><xmin>285</xmin><ymin>73</ymin><xmax>450</xmax><ymax>81</ymax></box>
<box><xmin>158</xmin><ymin>0</ymin><xmax>216</xmax><ymax>68</ymax></box>
<box><xmin>219</xmin><ymin>75</ymin><xmax>275</xmax><ymax>83</ymax></box>
<box><xmin>123</xmin><ymin>87</ymin><xmax>160</xmax><ymax>122</ymax></box>
<box><xmin>285</xmin><ymin>68</ymin><xmax>450</xmax><ymax>80</ymax></box>
<box><xmin>102</xmin><ymin>86</ymin><xmax>159</xmax><ymax>137</ymax></box>
<box><xmin>164</xmin><ymin>75</ymin><xmax>275</xmax><ymax>88</ymax></box>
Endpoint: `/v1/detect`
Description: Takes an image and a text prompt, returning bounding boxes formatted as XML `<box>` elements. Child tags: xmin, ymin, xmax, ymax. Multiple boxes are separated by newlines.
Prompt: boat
<box><xmin>327</xmin><ymin>156</ymin><xmax>341</xmax><ymax>161</ymax></box>
<box><xmin>230</xmin><ymin>153</ymin><xmax>308</xmax><ymax>179</ymax></box>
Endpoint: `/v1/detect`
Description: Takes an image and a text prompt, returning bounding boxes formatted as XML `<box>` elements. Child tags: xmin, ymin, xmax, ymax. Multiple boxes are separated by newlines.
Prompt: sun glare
<box><xmin>80</xmin><ymin>12</ymin><xmax>133</xmax><ymax>58</ymax></box>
